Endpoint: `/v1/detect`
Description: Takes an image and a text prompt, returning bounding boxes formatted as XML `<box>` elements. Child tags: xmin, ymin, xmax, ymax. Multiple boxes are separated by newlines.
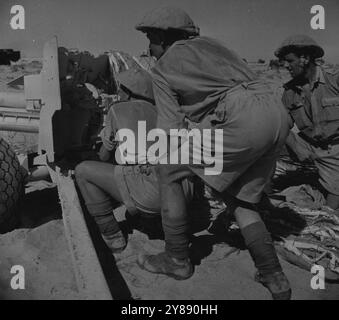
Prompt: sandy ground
<box><xmin>1</xmin><ymin>60</ymin><xmax>339</xmax><ymax>300</ymax></box>
<box><xmin>0</xmin><ymin>184</ymin><xmax>81</xmax><ymax>300</ymax></box>
<box><xmin>89</xmin><ymin>204</ymin><xmax>339</xmax><ymax>301</ymax></box>
<box><xmin>116</xmin><ymin>229</ymin><xmax>339</xmax><ymax>300</ymax></box>
<box><xmin>0</xmin><ymin>220</ymin><xmax>80</xmax><ymax>300</ymax></box>
<box><xmin>1</xmin><ymin>197</ymin><xmax>339</xmax><ymax>300</ymax></box>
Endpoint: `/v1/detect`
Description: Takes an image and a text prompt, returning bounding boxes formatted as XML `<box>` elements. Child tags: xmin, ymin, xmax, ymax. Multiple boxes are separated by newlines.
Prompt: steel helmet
<box><xmin>135</xmin><ymin>6</ymin><xmax>200</xmax><ymax>36</ymax></box>
<box><xmin>117</xmin><ymin>68</ymin><xmax>154</xmax><ymax>102</ymax></box>
<box><xmin>275</xmin><ymin>35</ymin><xmax>324</xmax><ymax>59</ymax></box>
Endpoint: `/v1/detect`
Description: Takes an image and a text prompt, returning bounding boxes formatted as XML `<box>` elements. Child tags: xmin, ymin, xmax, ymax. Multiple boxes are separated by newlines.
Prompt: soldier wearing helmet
<box><xmin>99</xmin><ymin>67</ymin><xmax>156</xmax><ymax>163</ymax></box>
<box><xmin>75</xmin><ymin>67</ymin><xmax>195</xmax><ymax>254</ymax></box>
<box><xmin>135</xmin><ymin>7</ymin><xmax>291</xmax><ymax>300</ymax></box>
<box><xmin>135</xmin><ymin>6</ymin><xmax>200</xmax><ymax>60</ymax></box>
<box><xmin>276</xmin><ymin>35</ymin><xmax>339</xmax><ymax>210</ymax></box>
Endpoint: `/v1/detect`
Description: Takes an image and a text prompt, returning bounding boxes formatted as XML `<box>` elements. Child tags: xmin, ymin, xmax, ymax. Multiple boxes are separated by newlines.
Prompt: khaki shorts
<box><xmin>114</xmin><ymin>165</ymin><xmax>195</xmax><ymax>214</ymax></box>
<box><xmin>163</xmin><ymin>81</ymin><xmax>290</xmax><ymax>204</ymax></box>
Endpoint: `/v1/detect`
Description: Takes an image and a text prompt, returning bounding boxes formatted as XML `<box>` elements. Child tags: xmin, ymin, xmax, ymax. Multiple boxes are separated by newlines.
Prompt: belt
<box><xmin>226</xmin><ymin>80</ymin><xmax>274</xmax><ymax>96</ymax></box>
<box><xmin>298</xmin><ymin>131</ymin><xmax>339</xmax><ymax>149</ymax></box>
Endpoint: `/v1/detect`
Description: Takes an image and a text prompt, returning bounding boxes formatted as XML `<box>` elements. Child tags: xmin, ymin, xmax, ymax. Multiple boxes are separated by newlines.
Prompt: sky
<box><xmin>1</xmin><ymin>0</ymin><xmax>339</xmax><ymax>62</ymax></box>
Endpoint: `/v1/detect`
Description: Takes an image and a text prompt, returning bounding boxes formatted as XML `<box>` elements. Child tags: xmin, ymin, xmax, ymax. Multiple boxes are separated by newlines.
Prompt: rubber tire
<box><xmin>0</xmin><ymin>136</ymin><xmax>25</xmax><ymax>233</ymax></box>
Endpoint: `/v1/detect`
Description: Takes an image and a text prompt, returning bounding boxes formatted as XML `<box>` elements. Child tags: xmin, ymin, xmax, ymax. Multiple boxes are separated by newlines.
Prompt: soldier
<box><xmin>75</xmin><ymin>68</ymin><xmax>195</xmax><ymax>254</ymax></box>
<box><xmin>135</xmin><ymin>6</ymin><xmax>291</xmax><ymax>299</ymax></box>
<box><xmin>275</xmin><ymin>35</ymin><xmax>339</xmax><ymax>210</ymax></box>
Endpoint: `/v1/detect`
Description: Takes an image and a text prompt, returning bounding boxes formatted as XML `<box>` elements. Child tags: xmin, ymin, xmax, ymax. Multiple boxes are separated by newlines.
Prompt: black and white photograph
<box><xmin>0</xmin><ymin>0</ymin><xmax>339</xmax><ymax>304</ymax></box>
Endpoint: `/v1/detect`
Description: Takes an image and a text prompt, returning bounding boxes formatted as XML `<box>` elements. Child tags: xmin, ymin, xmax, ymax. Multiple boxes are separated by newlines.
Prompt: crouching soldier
<box><xmin>275</xmin><ymin>35</ymin><xmax>339</xmax><ymax>210</ymax></box>
<box><xmin>75</xmin><ymin>68</ymin><xmax>195</xmax><ymax>253</ymax></box>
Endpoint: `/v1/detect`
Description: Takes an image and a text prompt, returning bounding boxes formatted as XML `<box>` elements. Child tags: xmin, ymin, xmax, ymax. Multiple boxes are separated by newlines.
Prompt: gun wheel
<box><xmin>0</xmin><ymin>136</ymin><xmax>25</xmax><ymax>233</ymax></box>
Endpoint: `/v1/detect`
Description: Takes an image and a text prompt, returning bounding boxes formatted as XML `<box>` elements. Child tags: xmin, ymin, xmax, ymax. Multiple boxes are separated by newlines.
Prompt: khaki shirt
<box><xmin>151</xmin><ymin>36</ymin><xmax>256</xmax><ymax>133</ymax></box>
<box><xmin>282</xmin><ymin>66</ymin><xmax>339</xmax><ymax>144</ymax></box>
<box><xmin>105</xmin><ymin>100</ymin><xmax>157</xmax><ymax>163</ymax></box>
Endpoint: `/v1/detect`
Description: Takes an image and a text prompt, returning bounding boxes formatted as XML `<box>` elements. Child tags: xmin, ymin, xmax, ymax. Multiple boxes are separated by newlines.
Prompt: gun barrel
<box><xmin>0</xmin><ymin>122</ymin><xmax>39</xmax><ymax>133</ymax></box>
<box><xmin>0</xmin><ymin>91</ymin><xmax>26</xmax><ymax>109</ymax></box>
<box><xmin>0</xmin><ymin>92</ymin><xmax>40</xmax><ymax>132</ymax></box>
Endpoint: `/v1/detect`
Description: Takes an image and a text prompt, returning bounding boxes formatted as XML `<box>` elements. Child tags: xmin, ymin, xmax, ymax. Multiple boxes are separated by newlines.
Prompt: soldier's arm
<box><xmin>98</xmin><ymin>108</ymin><xmax>116</xmax><ymax>161</ymax></box>
<box><xmin>152</xmin><ymin>71</ymin><xmax>187</xmax><ymax>133</ymax></box>
<box><xmin>281</xmin><ymin>90</ymin><xmax>295</xmax><ymax>129</ymax></box>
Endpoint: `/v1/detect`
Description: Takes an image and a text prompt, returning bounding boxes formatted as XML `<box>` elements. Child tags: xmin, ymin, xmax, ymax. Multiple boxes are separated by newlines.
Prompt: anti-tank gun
<box><xmin>0</xmin><ymin>36</ymin><xmax>148</xmax><ymax>232</ymax></box>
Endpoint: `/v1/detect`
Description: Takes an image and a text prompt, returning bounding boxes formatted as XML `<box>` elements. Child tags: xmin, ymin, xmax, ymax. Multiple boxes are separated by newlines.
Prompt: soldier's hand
<box><xmin>100</xmin><ymin>127</ymin><xmax>114</xmax><ymax>151</ymax></box>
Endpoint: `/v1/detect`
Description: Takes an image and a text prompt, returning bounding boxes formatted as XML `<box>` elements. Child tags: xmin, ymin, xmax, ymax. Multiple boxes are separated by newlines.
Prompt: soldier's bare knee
<box><xmin>75</xmin><ymin>161</ymin><xmax>91</xmax><ymax>181</ymax></box>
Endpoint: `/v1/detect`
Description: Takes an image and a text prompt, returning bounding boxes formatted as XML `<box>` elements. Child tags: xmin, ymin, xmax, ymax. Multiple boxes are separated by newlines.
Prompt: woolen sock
<box><xmin>241</xmin><ymin>221</ymin><xmax>282</xmax><ymax>276</ymax></box>
<box><xmin>163</xmin><ymin>221</ymin><xmax>190</xmax><ymax>260</ymax></box>
<box><xmin>86</xmin><ymin>199</ymin><xmax>120</xmax><ymax>236</ymax></box>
